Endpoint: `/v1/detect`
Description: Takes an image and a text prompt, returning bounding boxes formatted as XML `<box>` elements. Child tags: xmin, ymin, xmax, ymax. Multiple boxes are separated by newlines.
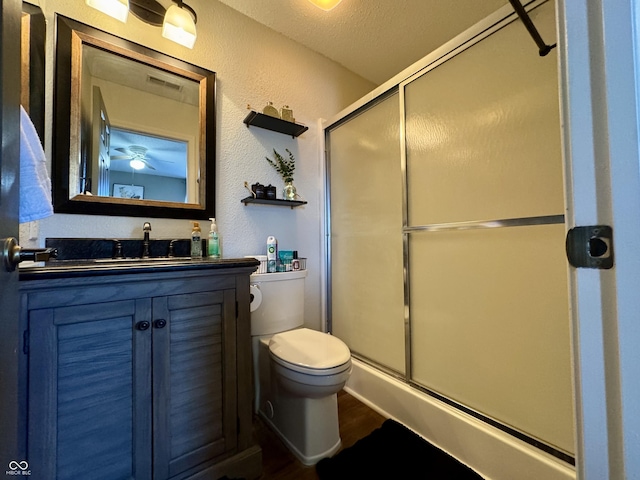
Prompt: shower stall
<box><xmin>325</xmin><ymin>2</ymin><xmax>575</xmax><ymax>479</ymax></box>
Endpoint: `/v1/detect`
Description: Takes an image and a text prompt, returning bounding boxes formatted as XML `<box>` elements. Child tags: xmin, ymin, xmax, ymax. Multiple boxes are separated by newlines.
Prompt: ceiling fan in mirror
<box><xmin>108</xmin><ymin>127</ymin><xmax>187</xmax><ymax>179</ymax></box>
<box><xmin>111</xmin><ymin>145</ymin><xmax>161</xmax><ymax>170</ymax></box>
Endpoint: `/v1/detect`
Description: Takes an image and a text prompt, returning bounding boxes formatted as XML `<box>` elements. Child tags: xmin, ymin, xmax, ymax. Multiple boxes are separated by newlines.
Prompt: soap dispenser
<box><xmin>208</xmin><ymin>218</ymin><xmax>220</xmax><ymax>258</ymax></box>
<box><xmin>191</xmin><ymin>222</ymin><xmax>202</xmax><ymax>258</ymax></box>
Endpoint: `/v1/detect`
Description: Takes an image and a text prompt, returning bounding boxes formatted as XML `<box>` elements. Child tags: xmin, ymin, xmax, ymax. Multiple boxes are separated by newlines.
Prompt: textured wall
<box><xmin>21</xmin><ymin>0</ymin><xmax>374</xmax><ymax>330</ymax></box>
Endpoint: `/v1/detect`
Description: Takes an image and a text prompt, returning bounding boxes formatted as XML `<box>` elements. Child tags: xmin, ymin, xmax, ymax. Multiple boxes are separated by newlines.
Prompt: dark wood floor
<box><xmin>254</xmin><ymin>390</ymin><xmax>386</xmax><ymax>479</ymax></box>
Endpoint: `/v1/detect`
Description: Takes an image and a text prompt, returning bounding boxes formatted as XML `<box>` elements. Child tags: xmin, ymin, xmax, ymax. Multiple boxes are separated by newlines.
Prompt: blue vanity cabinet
<box><xmin>28</xmin><ymin>299</ymin><xmax>153</xmax><ymax>480</ymax></box>
<box><xmin>20</xmin><ymin>262</ymin><xmax>261</xmax><ymax>480</ymax></box>
<box><xmin>151</xmin><ymin>289</ymin><xmax>238</xmax><ymax>479</ymax></box>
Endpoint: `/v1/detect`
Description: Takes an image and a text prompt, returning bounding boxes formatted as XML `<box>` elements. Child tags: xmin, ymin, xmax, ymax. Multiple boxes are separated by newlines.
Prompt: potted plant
<box><xmin>265</xmin><ymin>148</ymin><xmax>297</xmax><ymax>200</ymax></box>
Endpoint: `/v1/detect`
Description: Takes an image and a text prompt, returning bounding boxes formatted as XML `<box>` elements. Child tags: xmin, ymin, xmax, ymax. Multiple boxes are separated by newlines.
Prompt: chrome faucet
<box><xmin>168</xmin><ymin>239</ymin><xmax>179</xmax><ymax>258</ymax></box>
<box><xmin>142</xmin><ymin>222</ymin><xmax>152</xmax><ymax>258</ymax></box>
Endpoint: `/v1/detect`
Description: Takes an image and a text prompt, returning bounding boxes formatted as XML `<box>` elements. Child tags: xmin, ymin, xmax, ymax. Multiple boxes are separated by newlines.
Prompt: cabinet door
<box><xmin>152</xmin><ymin>289</ymin><xmax>237</xmax><ymax>480</ymax></box>
<box><xmin>28</xmin><ymin>299</ymin><xmax>153</xmax><ymax>480</ymax></box>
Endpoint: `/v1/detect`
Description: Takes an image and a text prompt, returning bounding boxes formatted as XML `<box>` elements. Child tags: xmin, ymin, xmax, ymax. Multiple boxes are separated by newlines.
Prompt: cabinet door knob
<box><xmin>136</xmin><ymin>321</ymin><xmax>151</xmax><ymax>331</ymax></box>
<box><xmin>154</xmin><ymin>319</ymin><xmax>167</xmax><ymax>329</ymax></box>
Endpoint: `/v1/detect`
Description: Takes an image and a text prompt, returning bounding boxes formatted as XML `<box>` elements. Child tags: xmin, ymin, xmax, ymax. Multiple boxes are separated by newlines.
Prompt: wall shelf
<box><xmin>241</xmin><ymin>196</ymin><xmax>307</xmax><ymax>209</ymax></box>
<box><xmin>243</xmin><ymin>111</ymin><xmax>308</xmax><ymax>138</ymax></box>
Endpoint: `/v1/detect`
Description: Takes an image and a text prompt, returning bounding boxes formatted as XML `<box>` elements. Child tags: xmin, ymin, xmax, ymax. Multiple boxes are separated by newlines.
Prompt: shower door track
<box><xmin>407</xmin><ymin>374</ymin><xmax>576</xmax><ymax>465</ymax></box>
<box><xmin>350</xmin><ymin>349</ymin><xmax>576</xmax><ymax>466</ymax></box>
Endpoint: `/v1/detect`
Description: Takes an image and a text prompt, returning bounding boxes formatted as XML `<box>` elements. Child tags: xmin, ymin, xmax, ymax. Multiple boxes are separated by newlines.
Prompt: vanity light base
<box><xmin>130</xmin><ymin>0</ymin><xmax>166</xmax><ymax>27</ymax></box>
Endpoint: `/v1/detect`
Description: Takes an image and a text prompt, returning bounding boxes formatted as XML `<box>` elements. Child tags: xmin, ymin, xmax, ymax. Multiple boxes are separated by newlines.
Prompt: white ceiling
<box><xmin>217</xmin><ymin>0</ymin><xmax>509</xmax><ymax>85</ymax></box>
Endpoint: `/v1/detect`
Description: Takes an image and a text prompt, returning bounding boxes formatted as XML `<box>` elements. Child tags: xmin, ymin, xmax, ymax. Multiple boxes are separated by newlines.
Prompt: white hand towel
<box><xmin>20</xmin><ymin>105</ymin><xmax>53</xmax><ymax>223</ymax></box>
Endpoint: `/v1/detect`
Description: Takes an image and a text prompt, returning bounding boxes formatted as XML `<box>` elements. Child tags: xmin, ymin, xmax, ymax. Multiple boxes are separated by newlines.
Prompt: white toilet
<box><xmin>249</xmin><ymin>269</ymin><xmax>352</xmax><ymax>465</ymax></box>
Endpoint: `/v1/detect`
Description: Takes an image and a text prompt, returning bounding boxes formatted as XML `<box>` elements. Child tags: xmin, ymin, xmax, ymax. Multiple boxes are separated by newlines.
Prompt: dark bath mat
<box><xmin>316</xmin><ymin>419</ymin><xmax>484</xmax><ymax>479</ymax></box>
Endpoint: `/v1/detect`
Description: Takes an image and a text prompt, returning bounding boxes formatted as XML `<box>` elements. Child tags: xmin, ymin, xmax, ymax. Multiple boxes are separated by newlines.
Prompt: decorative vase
<box><xmin>283</xmin><ymin>181</ymin><xmax>297</xmax><ymax>201</ymax></box>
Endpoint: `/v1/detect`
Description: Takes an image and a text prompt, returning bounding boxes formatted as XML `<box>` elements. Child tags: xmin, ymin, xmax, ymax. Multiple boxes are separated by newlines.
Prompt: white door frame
<box><xmin>557</xmin><ymin>0</ymin><xmax>640</xmax><ymax>478</ymax></box>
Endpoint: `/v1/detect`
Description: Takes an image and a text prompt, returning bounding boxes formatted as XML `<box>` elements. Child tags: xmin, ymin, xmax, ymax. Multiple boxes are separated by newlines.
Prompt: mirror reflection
<box><xmin>109</xmin><ymin>128</ymin><xmax>188</xmax><ymax>201</ymax></box>
<box><xmin>53</xmin><ymin>15</ymin><xmax>216</xmax><ymax>219</ymax></box>
<box><xmin>79</xmin><ymin>45</ymin><xmax>198</xmax><ymax>203</ymax></box>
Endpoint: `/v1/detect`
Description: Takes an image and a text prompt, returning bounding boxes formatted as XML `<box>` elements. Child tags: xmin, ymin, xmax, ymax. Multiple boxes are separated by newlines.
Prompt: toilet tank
<box><xmin>250</xmin><ymin>270</ymin><xmax>307</xmax><ymax>336</ymax></box>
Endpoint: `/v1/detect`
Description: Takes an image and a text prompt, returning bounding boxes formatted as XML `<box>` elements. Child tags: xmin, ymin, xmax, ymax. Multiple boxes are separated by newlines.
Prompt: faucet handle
<box><xmin>143</xmin><ymin>222</ymin><xmax>152</xmax><ymax>231</ymax></box>
<box><xmin>111</xmin><ymin>239</ymin><xmax>123</xmax><ymax>259</ymax></box>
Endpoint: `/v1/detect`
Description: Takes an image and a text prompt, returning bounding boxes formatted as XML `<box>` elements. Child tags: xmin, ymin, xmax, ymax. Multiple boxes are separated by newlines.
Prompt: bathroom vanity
<box><xmin>19</xmin><ymin>258</ymin><xmax>261</xmax><ymax>480</ymax></box>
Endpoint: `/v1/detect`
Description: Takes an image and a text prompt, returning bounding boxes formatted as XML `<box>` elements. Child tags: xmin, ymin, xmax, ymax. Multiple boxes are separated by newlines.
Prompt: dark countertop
<box><xmin>19</xmin><ymin>256</ymin><xmax>260</xmax><ymax>281</ymax></box>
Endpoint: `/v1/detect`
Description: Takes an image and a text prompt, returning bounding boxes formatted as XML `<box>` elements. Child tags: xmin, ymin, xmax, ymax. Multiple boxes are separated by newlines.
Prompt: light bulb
<box><xmin>86</xmin><ymin>0</ymin><xmax>129</xmax><ymax>22</ymax></box>
<box><xmin>308</xmin><ymin>0</ymin><xmax>342</xmax><ymax>11</ymax></box>
<box><xmin>130</xmin><ymin>159</ymin><xmax>145</xmax><ymax>170</ymax></box>
<box><xmin>162</xmin><ymin>4</ymin><xmax>197</xmax><ymax>49</ymax></box>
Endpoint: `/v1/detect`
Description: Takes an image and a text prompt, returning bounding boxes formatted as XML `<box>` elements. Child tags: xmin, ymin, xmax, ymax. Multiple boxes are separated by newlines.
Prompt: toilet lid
<box><xmin>269</xmin><ymin>328</ymin><xmax>351</xmax><ymax>369</ymax></box>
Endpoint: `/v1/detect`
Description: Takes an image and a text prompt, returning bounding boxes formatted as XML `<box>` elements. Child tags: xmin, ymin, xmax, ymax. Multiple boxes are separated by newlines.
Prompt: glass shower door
<box><xmin>327</xmin><ymin>91</ymin><xmax>405</xmax><ymax>374</ymax></box>
<box><xmin>403</xmin><ymin>0</ymin><xmax>574</xmax><ymax>455</ymax></box>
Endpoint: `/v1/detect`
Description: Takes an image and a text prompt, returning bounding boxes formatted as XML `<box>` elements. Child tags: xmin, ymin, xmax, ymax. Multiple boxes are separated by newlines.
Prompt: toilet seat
<box><xmin>271</xmin><ymin>354</ymin><xmax>352</xmax><ymax>377</ymax></box>
<box><xmin>269</xmin><ymin>328</ymin><xmax>351</xmax><ymax>376</ymax></box>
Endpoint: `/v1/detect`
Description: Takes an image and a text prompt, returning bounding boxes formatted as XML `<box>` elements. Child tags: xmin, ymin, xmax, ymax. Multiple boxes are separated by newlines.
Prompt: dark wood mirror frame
<box><xmin>52</xmin><ymin>15</ymin><xmax>216</xmax><ymax>219</ymax></box>
<box><xmin>22</xmin><ymin>2</ymin><xmax>46</xmax><ymax>143</ymax></box>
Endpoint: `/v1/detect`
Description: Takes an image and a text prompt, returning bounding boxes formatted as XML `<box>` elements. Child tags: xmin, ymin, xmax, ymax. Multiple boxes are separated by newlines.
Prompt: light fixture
<box><xmin>162</xmin><ymin>1</ymin><xmax>198</xmax><ymax>49</ymax></box>
<box><xmin>308</xmin><ymin>0</ymin><xmax>342</xmax><ymax>11</ymax></box>
<box><xmin>130</xmin><ymin>159</ymin><xmax>146</xmax><ymax>170</ymax></box>
<box><xmin>86</xmin><ymin>0</ymin><xmax>198</xmax><ymax>49</ymax></box>
<box><xmin>86</xmin><ymin>0</ymin><xmax>129</xmax><ymax>22</ymax></box>
<box><xmin>129</xmin><ymin>0</ymin><xmax>166</xmax><ymax>26</ymax></box>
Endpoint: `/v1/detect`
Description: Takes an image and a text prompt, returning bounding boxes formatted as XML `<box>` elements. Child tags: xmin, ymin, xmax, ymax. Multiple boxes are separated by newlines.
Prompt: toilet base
<box><xmin>259</xmin><ymin>386</ymin><xmax>342</xmax><ymax>465</ymax></box>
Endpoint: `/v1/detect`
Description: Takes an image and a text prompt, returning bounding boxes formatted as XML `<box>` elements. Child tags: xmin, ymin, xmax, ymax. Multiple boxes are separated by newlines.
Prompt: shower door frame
<box><xmin>324</xmin><ymin>0</ymin><xmax>573</xmax><ymax>465</ymax></box>
<box><xmin>326</xmin><ymin>0</ymin><xmax>541</xmax><ymax>374</ymax></box>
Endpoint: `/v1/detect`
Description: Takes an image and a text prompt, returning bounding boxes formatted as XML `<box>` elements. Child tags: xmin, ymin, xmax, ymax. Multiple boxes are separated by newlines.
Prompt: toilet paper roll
<box><xmin>250</xmin><ymin>284</ymin><xmax>262</xmax><ymax>312</ymax></box>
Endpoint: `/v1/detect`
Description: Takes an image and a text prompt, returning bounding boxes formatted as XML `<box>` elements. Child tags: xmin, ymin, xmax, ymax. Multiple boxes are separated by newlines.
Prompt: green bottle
<box><xmin>208</xmin><ymin>218</ymin><xmax>220</xmax><ymax>258</ymax></box>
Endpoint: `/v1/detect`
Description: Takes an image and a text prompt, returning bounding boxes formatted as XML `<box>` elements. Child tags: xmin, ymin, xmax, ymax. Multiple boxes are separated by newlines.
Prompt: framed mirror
<box><xmin>53</xmin><ymin>15</ymin><xmax>216</xmax><ymax>219</ymax></box>
<box><xmin>22</xmin><ymin>2</ymin><xmax>46</xmax><ymax>142</ymax></box>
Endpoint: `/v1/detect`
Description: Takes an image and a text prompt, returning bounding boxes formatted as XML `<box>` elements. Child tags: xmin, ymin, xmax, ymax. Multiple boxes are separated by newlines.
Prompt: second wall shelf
<box><xmin>241</xmin><ymin>197</ymin><xmax>307</xmax><ymax>209</ymax></box>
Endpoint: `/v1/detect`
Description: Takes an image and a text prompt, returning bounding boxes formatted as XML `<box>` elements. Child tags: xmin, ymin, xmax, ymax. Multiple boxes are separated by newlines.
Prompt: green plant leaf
<box><xmin>265</xmin><ymin>148</ymin><xmax>295</xmax><ymax>183</ymax></box>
